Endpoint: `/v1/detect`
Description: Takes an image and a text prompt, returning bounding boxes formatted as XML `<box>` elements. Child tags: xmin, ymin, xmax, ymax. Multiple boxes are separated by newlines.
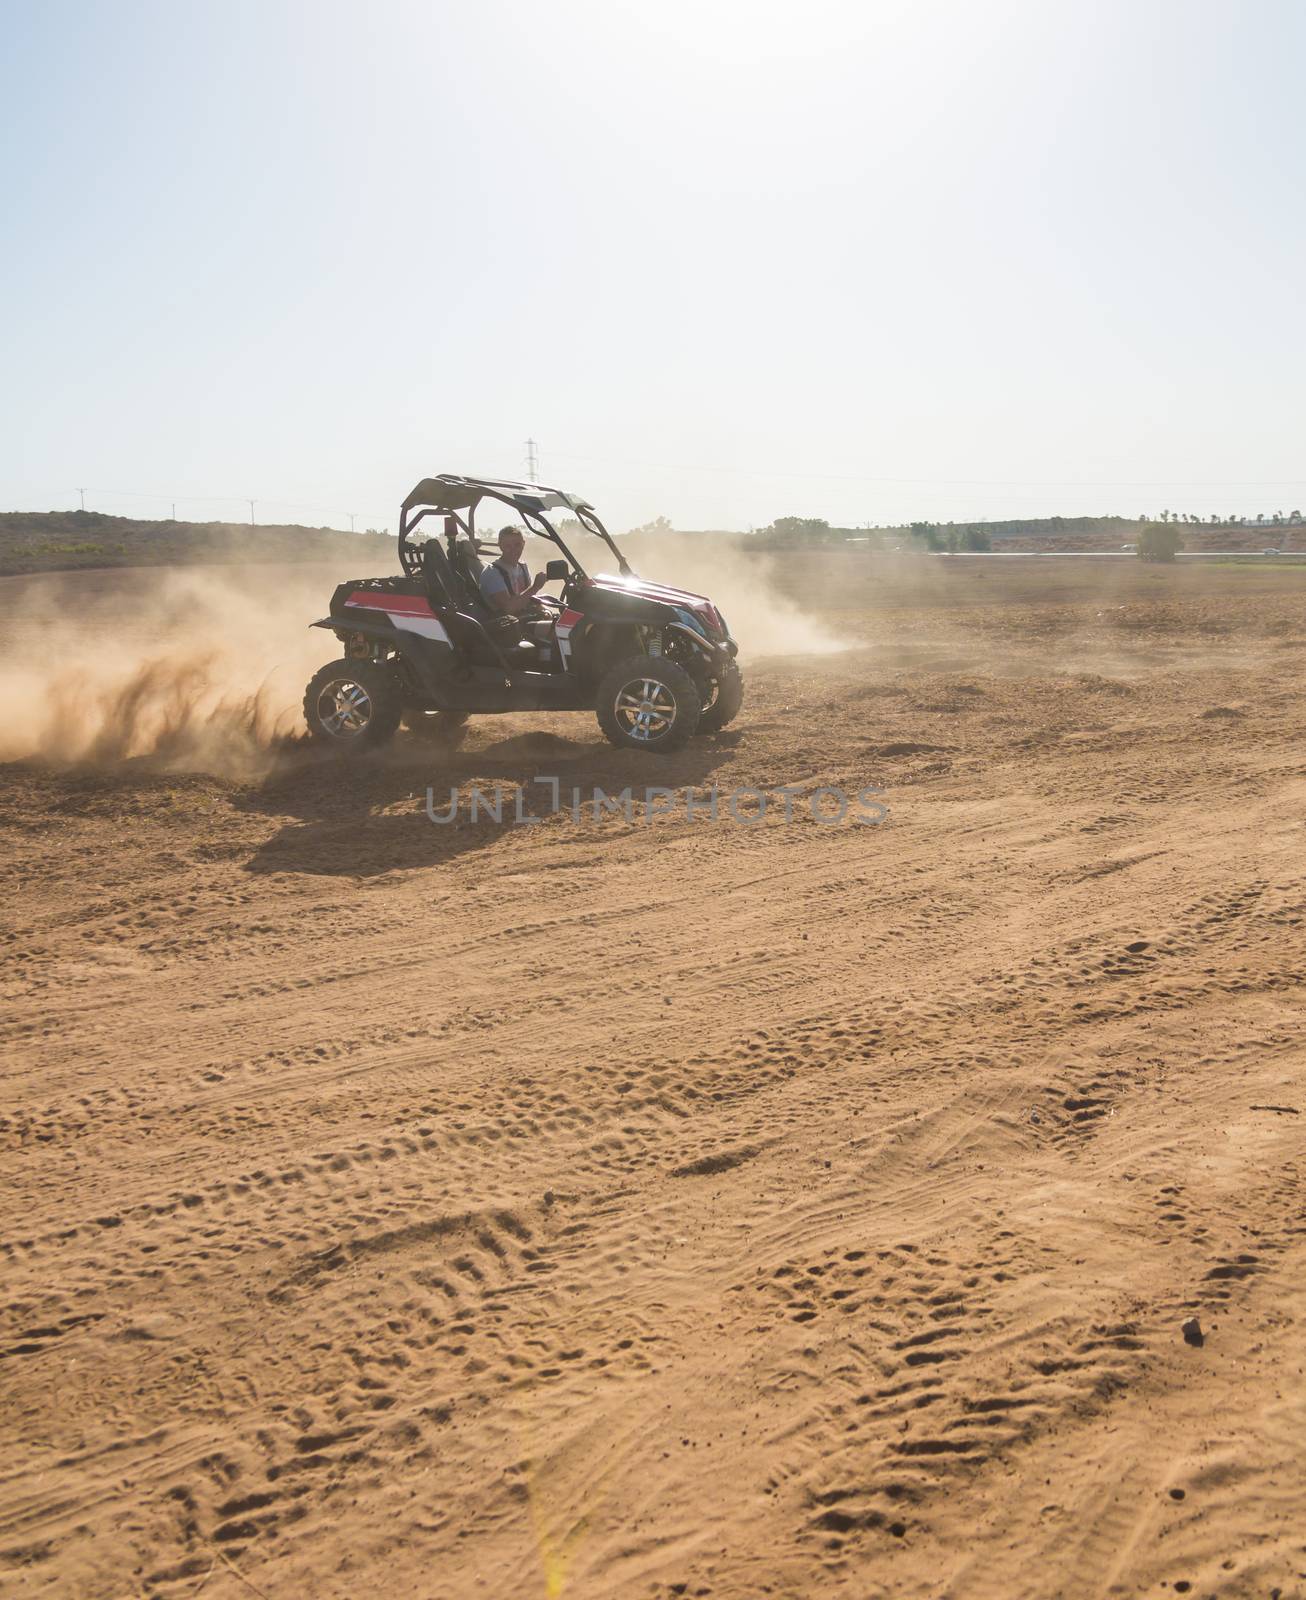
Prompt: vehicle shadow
<box><xmin>239</xmin><ymin>727</ymin><xmax>743</xmax><ymax>877</ymax></box>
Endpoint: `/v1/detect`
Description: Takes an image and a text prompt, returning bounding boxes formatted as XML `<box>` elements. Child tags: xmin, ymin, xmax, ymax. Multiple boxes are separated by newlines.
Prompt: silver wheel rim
<box><xmin>318</xmin><ymin>678</ymin><xmax>373</xmax><ymax>737</ymax></box>
<box><xmin>615</xmin><ymin>677</ymin><xmax>676</xmax><ymax>742</ymax></box>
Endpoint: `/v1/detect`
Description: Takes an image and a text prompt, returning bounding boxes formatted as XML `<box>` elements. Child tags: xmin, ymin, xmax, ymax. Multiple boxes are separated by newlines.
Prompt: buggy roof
<box><xmin>402</xmin><ymin>474</ymin><xmax>594</xmax><ymax>517</ymax></box>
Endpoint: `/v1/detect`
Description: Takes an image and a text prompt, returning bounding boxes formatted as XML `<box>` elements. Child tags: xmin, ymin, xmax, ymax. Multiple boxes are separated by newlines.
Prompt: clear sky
<box><xmin>3</xmin><ymin>0</ymin><xmax>1303</xmax><ymax>532</ymax></box>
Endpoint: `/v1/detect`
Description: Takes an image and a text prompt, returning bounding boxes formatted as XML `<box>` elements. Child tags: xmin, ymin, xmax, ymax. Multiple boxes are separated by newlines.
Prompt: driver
<box><xmin>481</xmin><ymin>526</ymin><xmax>548</xmax><ymax>616</ymax></box>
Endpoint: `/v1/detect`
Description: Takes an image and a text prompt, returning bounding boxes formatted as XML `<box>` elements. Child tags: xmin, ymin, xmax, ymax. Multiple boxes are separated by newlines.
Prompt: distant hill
<box><xmin>4</xmin><ymin>508</ymin><xmax>1297</xmax><ymax>579</ymax></box>
<box><xmin>749</xmin><ymin>513</ymin><xmax>1297</xmax><ymax>553</ymax></box>
<box><xmin>0</xmin><ymin>509</ymin><xmax>397</xmax><ymax>577</ymax></box>
<box><xmin>957</xmin><ymin>516</ymin><xmax>1296</xmax><ymax>553</ymax></box>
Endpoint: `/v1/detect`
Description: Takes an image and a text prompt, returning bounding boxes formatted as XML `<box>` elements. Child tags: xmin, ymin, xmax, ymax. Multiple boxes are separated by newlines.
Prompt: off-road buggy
<box><xmin>303</xmin><ymin>474</ymin><xmax>743</xmax><ymax>754</ymax></box>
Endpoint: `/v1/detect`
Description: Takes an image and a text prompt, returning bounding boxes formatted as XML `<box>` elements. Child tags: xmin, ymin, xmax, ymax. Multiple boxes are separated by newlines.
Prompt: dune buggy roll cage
<box><xmin>397</xmin><ymin>473</ymin><xmax>633</xmax><ymax>580</ymax></box>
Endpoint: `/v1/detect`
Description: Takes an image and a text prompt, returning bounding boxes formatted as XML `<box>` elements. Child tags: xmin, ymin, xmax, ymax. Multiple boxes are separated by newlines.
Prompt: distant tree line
<box><xmin>751</xmin><ymin>515</ymin><xmax>991</xmax><ymax>551</ymax></box>
<box><xmin>1148</xmin><ymin>509</ymin><xmax>1302</xmax><ymax>526</ymax></box>
<box><xmin>748</xmin><ymin>509</ymin><xmax>1302</xmax><ymax>557</ymax></box>
<box><xmin>747</xmin><ymin>514</ymin><xmax>1154</xmax><ymax>551</ymax></box>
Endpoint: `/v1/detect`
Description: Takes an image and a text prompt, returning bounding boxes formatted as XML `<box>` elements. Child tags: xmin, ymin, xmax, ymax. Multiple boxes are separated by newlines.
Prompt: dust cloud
<box><xmin>587</xmin><ymin>530</ymin><xmax>846</xmax><ymax>657</ymax></box>
<box><xmin>0</xmin><ymin>564</ymin><xmax>347</xmax><ymax>778</ymax></box>
<box><xmin>0</xmin><ymin>537</ymin><xmax>842</xmax><ymax>776</ymax></box>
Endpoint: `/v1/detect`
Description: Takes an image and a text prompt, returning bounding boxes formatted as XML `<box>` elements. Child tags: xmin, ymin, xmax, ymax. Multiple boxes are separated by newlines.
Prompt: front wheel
<box><xmin>596</xmin><ymin>654</ymin><xmax>700</xmax><ymax>753</ymax></box>
<box><xmin>303</xmin><ymin>659</ymin><xmax>403</xmax><ymax>752</ymax></box>
<box><xmin>696</xmin><ymin>662</ymin><xmax>744</xmax><ymax>733</ymax></box>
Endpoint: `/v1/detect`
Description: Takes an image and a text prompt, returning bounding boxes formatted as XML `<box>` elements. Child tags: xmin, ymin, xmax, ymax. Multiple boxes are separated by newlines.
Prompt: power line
<box><xmin>24</xmin><ymin>452</ymin><xmax>1306</xmax><ymax>515</ymax></box>
<box><xmin>14</xmin><ymin>450</ymin><xmax>1305</xmax><ymax>535</ymax></box>
<box><xmin>543</xmin><ymin>449</ymin><xmax>1306</xmax><ymax>490</ymax></box>
<box><xmin>20</xmin><ymin>484</ymin><xmax>395</xmax><ymax>530</ymax></box>
<box><xmin>49</xmin><ymin>486</ymin><xmax>393</xmax><ymax>516</ymax></box>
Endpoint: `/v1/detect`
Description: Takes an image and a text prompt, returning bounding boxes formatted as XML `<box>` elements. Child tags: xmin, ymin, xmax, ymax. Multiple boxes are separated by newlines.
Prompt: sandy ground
<box><xmin>2</xmin><ymin>558</ymin><xmax>1305</xmax><ymax>1600</ymax></box>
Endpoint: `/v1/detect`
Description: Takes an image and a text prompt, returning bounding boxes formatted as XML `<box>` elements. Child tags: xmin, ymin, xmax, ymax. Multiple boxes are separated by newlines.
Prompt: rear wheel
<box><xmin>402</xmin><ymin>708</ymin><xmax>469</xmax><ymax>746</ymax></box>
<box><xmin>596</xmin><ymin>654</ymin><xmax>700</xmax><ymax>753</ymax></box>
<box><xmin>696</xmin><ymin>662</ymin><xmax>744</xmax><ymax>733</ymax></box>
<box><xmin>303</xmin><ymin>659</ymin><xmax>402</xmax><ymax>752</ymax></box>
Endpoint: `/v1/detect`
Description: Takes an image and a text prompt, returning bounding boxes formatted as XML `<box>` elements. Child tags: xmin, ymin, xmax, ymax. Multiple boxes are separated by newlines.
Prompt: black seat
<box><xmin>420</xmin><ymin>539</ymin><xmax>458</xmax><ymax>609</ymax></box>
<box><xmin>452</xmin><ymin>540</ymin><xmax>489</xmax><ymax>610</ymax></box>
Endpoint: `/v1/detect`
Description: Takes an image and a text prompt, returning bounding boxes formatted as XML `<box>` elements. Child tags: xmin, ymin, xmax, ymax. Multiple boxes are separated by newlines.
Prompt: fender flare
<box><xmin>312</xmin><ymin>614</ymin><xmax>400</xmax><ymax>645</ymax></box>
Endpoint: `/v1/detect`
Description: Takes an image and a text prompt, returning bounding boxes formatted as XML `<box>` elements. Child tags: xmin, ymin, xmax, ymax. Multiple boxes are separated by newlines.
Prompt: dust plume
<box><xmin>0</xmin><ymin>535</ymin><xmax>844</xmax><ymax>778</ymax></box>
<box><xmin>604</xmin><ymin>531</ymin><xmax>847</xmax><ymax>657</ymax></box>
<box><xmin>0</xmin><ymin>563</ymin><xmax>352</xmax><ymax>778</ymax></box>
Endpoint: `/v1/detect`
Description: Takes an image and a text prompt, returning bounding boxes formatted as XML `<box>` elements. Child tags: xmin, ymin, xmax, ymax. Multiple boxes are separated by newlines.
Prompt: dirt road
<box><xmin>2</xmin><ymin>561</ymin><xmax>1304</xmax><ymax>1598</ymax></box>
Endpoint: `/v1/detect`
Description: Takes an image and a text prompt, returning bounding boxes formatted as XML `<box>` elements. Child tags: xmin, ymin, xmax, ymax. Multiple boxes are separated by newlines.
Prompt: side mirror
<box><xmin>544</xmin><ymin>559</ymin><xmax>569</xmax><ymax>582</ymax></box>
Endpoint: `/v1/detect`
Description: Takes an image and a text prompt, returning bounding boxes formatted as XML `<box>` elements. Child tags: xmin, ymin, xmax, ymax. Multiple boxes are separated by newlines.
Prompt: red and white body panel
<box><xmin>554</xmin><ymin>606</ymin><xmax>584</xmax><ymax>668</ymax></box>
<box><xmin>342</xmin><ymin>590</ymin><xmax>451</xmax><ymax>644</ymax></box>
